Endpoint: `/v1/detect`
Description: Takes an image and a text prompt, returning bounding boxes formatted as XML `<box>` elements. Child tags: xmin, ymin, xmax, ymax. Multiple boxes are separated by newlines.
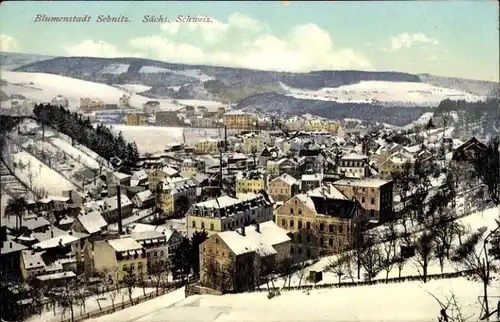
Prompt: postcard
<box><xmin>0</xmin><ymin>1</ymin><xmax>499</xmax><ymax>322</ymax></box>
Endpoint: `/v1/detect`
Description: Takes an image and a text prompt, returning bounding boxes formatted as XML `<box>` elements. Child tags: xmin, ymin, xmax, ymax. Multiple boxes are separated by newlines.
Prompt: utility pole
<box><xmin>218</xmin><ymin>145</ymin><xmax>223</xmax><ymax>197</ymax></box>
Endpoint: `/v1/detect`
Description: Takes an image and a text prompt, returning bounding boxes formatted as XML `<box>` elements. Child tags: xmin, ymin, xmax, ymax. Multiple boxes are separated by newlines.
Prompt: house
<box><xmin>107</xmin><ymin>171</ymin><xmax>132</xmax><ymax>187</ymax></box>
<box><xmin>275</xmin><ymin>190</ymin><xmax>359</xmax><ymax>262</ymax></box>
<box><xmin>128</xmin><ymin>223</ymin><xmax>184</xmax><ymax>258</ymax></box>
<box><xmin>132</xmin><ymin>190</ymin><xmax>155</xmax><ymax>209</ymax></box>
<box><xmin>186</xmin><ymin>193</ymin><xmax>274</xmax><ymax>239</ymax></box>
<box><xmin>148</xmin><ymin>166</ymin><xmax>180</xmax><ymax>191</ymax></box>
<box><xmin>337</xmin><ymin>154</ymin><xmax>369</xmax><ymax>178</ymax></box>
<box><xmin>236</xmin><ymin>170</ymin><xmax>267</xmax><ymax>194</ymax></box>
<box><xmin>51</xmin><ymin>95</ymin><xmax>69</xmax><ymax>108</ymax></box>
<box><xmin>199</xmin><ymin>221</ymin><xmax>291</xmax><ymax>292</ymax></box>
<box><xmin>98</xmin><ymin>194</ymin><xmax>134</xmax><ymax>223</ymax></box>
<box><xmin>379</xmin><ymin>153</ymin><xmax>413</xmax><ymax>180</ymax></box>
<box><xmin>125</xmin><ymin>112</ymin><xmax>148</xmax><ymax>126</ymax></box>
<box><xmin>62</xmin><ymin>190</ymin><xmax>88</xmax><ymax>206</ymax></box>
<box><xmin>195</xmin><ymin>139</ymin><xmax>223</xmax><ymax>155</ymax></box>
<box><xmin>333</xmin><ymin>178</ymin><xmax>393</xmax><ymax>223</ymax></box>
<box><xmin>301</xmin><ymin>173</ymin><xmax>323</xmax><ymax>192</ymax></box>
<box><xmin>223</xmin><ymin>111</ymin><xmax>256</xmax><ymax>130</ymax></box>
<box><xmin>37</xmin><ymin>196</ymin><xmax>71</xmax><ymax>212</ymax></box>
<box><xmin>1</xmin><ymin>226</ymin><xmax>27</xmax><ymax>281</ymax></box>
<box><xmin>85</xmin><ymin>237</ymin><xmax>147</xmax><ymax>283</ymax></box>
<box><xmin>71</xmin><ymin>211</ymin><xmax>108</xmax><ymax>236</ymax></box>
<box><xmin>161</xmin><ymin>178</ymin><xmax>198</xmax><ymax>216</ymax></box>
<box><xmin>242</xmin><ymin>133</ymin><xmax>265</xmax><ymax>155</ymax></box>
<box><xmin>131</xmin><ymin>170</ymin><xmax>149</xmax><ymax>187</ymax></box>
<box><xmin>155</xmin><ymin>111</ymin><xmax>181</xmax><ymax>126</ymax></box>
<box><xmin>268</xmin><ymin>174</ymin><xmax>300</xmax><ymax>203</ymax></box>
<box><xmin>180</xmin><ymin>159</ymin><xmax>199</xmax><ymax>178</ymax></box>
<box><xmin>128</xmin><ymin>231</ymin><xmax>168</xmax><ymax>268</ymax></box>
<box><xmin>452</xmin><ymin>137</ymin><xmax>487</xmax><ymax>163</ymax></box>
<box><xmin>142</xmin><ymin>100</ymin><xmax>161</xmax><ymax>114</ymax></box>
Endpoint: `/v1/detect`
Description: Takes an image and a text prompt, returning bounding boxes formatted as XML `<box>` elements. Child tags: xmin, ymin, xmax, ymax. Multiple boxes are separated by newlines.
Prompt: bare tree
<box><xmin>451</xmin><ymin>226</ymin><xmax>498</xmax><ymax>320</ymax></box>
<box><xmin>149</xmin><ymin>261</ymin><xmax>167</xmax><ymax>296</ymax></box>
<box><xmin>122</xmin><ymin>269</ymin><xmax>137</xmax><ymax>305</ymax></box>
<box><xmin>380</xmin><ymin>222</ymin><xmax>398</xmax><ymax>281</ymax></box>
<box><xmin>274</xmin><ymin>257</ymin><xmax>295</xmax><ymax>290</ymax></box>
<box><xmin>55</xmin><ymin>278</ymin><xmax>78</xmax><ymax>322</ymax></box>
<box><xmin>424</xmin><ymin>289</ymin><xmax>474</xmax><ymax>322</ymax></box>
<box><xmin>414</xmin><ymin>231</ymin><xmax>436</xmax><ymax>283</ymax></box>
<box><xmin>326</xmin><ymin>252</ymin><xmax>352</xmax><ymax>283</ymax></box>
<box><xmin>360</xmin><ymin>241</ymin><xmax>382</xmax><ymax>282</ymax></box>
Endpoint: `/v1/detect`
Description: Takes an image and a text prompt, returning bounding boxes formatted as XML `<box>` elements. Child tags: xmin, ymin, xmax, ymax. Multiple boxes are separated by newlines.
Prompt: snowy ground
<box><xmin>49</xmin><ymin>137</ymin><xmax>100</xmax><ymax>170</ymax></box>
<box><xmin>91</xmin><ymin>279</ymin><xmax>498</xmax><ymax>322</ymax></box>
<box><xmin>7</xmin><ymin>150</ymin><xmax>77</xmax><ymax>196</ymax></box>
<box><xmin>88</xmin><ymin>287</ymin><xmax>186</xmax><ymax>322</ymax></box>
<box><xmin>108</xmin><ymin>125</ymin><xmax>226</xmax><ymax>154</ymax></box>
<box><xmin>114</xmin><ymin>84</ymin><xmax>152</xmax><ymax>94</ymax></box>
<box><xmin>27</xmin><ymin>287</ymin><xmax>155</xmax><ymax>322</ymax></box>
<box><xmin>280</xmin><ymin>81</ymin><xmax>485</xmax><ymax>107</ymax></box>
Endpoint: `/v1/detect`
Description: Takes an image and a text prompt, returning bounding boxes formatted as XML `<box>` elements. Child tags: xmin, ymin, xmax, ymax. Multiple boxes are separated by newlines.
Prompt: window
<box><xmin>306</xmin><ymin>235</ymin><xmax>311</xmax><ymax>243</ymax></box>
<box><xmin>306</xmin><ymin>222</ymin><xmax>311</xmax><ymax>230</ymax></box>
<box><xmin>290</xmin><ymin>208</ymin><xmax>294</xmax><ymax>214</ymax></box>
<box><xmin>298</xmin><ymin>234</ymin><xmax>302</xmax><ymax>243</ymax></box>
<box><xmin>371</xmin><ymin>210</ymin><xmax>375</xmax><ymax>217</ymax></box>
<box><xmin>192</xmin><ymin>221</ymin><xmax>196</xmax><ymax>228</ymax></box>
<box><xmin>306</xmin><ymin>248</ymin><xmax>311</xmax><ymax>258</ymax></box>
<box><xmin>290</xmin><ymin>220</ymin><xmax>294</xmax><ymax>228</ymax></box>
<box><xmin>154</xmin><ymin>251</ymin><xmax>158</xmax><ymax>257</ymax></box>
<box><xmin>210</xmin><ymin>223</ymin><xmax>214</xmax><ymax>230</ymax></box>
<box><xmin>329</xmin><ymin>238</ymin><xmax>333</xmax><ymax>246</ymax></box>
<box><xmin>320</xmin><ymin>237</ymin><xmax>324</xmax><ymax>246</ymax></box>
<box><xmin>319</xmin><ymin>223</ymin><xmax>324</xmax><ymax>231</ymax></box>
<box><xmin>147</xmin><ymin>252</ymin><xmax>151</xmax><ymax>257</ymax></box>
<box><xmin>122</xmin><ymin>264</ymin><xmax>128</xmax><ymax>271</ymax></box>
<box><xmin>298</xmin><ymin>221</ymin><xmax>303</xmax><ymax>229</ymax></box>
<box><xmin>130</xmin><ymin>264</ymin><xmax>135</xmax><ymax>271</ymax></box>
<box><xmin>339</xmin><ymin>226</ymin><xmax>343</xmax><ymax>234</ymax></box>
<box><xmin>298</xmin><ymin>209</ymin><xmax>302</xmax><ymax>215</ymax></box>
<box><xmin>329</xmin><ymin>224</ymin><xmax>334</xmax><ymax>233</ymax></box>
<box><xmin>160</xmin><ymin>251</ymin><xmax>164</xmax><ymax>256</ymax></box>
<box><xmin>201</xmin><ymin>222</ymin><xmax>205</xmax><ymax>229</ymax></box>
<box><xmin>361</xmin><ymin>197</ymin><xmax>365</xmax><ymax>203</ymax></box>
<box><xmin>371</xmin><ymin>198</ymin><xmax>375</xmax><ymax>204</ymax></box>
<box><xmin>216</xmin><ymin>238</ymin><xmax>220</xmax><ymax>244</ymax></box>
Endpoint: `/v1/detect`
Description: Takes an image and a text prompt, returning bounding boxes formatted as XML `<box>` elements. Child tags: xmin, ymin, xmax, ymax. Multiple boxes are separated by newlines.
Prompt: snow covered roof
<box><xmin>21</xmin><ymin>217</ymin><xmax>50</xmax><ymax>231</ymax></box>
<box><xmin>130</xmin><ymin>230</ymin><xmax>166</xmax><ymax>242</ymax></box>
<box><xmin>33</xmin><ymin>226</ymin><xmax>67</xmax><ymax>242</ymax></box>
<box><xmin>103</xmin><ymin>194</ymin><xmax>133</xmax><ymax>211</ymax></box>
<box><xmin>302</xmin><ymin>173</ymin><xmax>323</xmax><ymax>182</ymax></box>
<box><xmin>1</xmin><ymin>238</ymin><xmax>27</xmax><ymax>254</ymax></box>
<box><xmin>217</xmin><ymin>221</ymin><xmax>290</xmax><ymax>256</ymax></box>
<box><xmin>107</xmin><ymin>237</ymin><xmax>143</xmax><ymax>252</ymax></box>
<box><xmin>21</xmin><ymin>250</ymin><xmax>45</xmax><ymax>269</ymax></box>
<box><xmin>132</xmin><ymin>170</ymin><xmax>148</xmax><ymax>181</ymax></box>
<box><xmin>134</xmin><ymin>190</ymin><xmax>153</xmax><ymax>202</ymax></box>
<box><xmin>36</xmin><ymin>271</ymin><xmax>76</xmax><ymax>281</ymax></box>
<box><xmin>77</xmin><ymin>211</ymin><xmax>108</xmax><ymax>234</ymax></box>
<box><xmin>32</xmin><ymin>234</ymin><xmax>79</xmax><ymax>249</ymax></box>
<box><xmin>334</xmin><ymin>178</ymin><xmax>391</xmax><ymax>188</ymax></box>
<box><xmin>271</xmin><ymin>173</ymin><xmax>298</xmax><ymax>186</ymax></box>
<box><xmin>114</xmin><ymin>172</ymin><xmax>131</xmax><ymax>180</ymax></box>
<box><xmin>341</xmin><ymin>153</ymin><xmax>368</xmax><ymax>160</ymax></box>
<box><xmin>307</xmin><ymin>184</ymin><xmax>347</xmax><ymax>200</ymax></box>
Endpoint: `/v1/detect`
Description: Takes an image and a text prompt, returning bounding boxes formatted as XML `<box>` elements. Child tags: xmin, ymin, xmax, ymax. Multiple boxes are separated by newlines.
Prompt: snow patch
<box><xmin>102</xmin><ymin>64</ymin><xmax>130</xmax><ymax>75</ymax></box>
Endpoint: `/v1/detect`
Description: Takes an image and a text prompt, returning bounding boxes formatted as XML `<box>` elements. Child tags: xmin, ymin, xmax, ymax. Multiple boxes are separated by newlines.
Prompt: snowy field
<box><xmin>102</xmin><ymin>63</ymin><xmax>130</xmax><ymax>75</ymax></box>
<box><xmin>27</xmin><ymin>287</ymin><xmax>155</xmax><ymax>322</ymax></box>
<box><xmin>108</xmin><ymin>125</ymin><xmax>226</xmax><ymax>154</ymax></box>
<box><xmin>8</xmin><ymin>151</ymin><xmax>77</xmax><ymax>196</ymax></box>
<box><xmin>403</xmin><ymin>112</ymin><xmax>434</xmax><ymax>129</ymax></box>
<box><xmin>49</xmin><ymin>137</ymin><xmax>100</xmax><ymax>170</ymax></box>
<box><xmin>175</xmin><ymin>99</ymin><xmax>227</xmax><ymax>110</ymax></box>
<box><xmin>280</xmin><ymin>81</ymin><xmax>485</xmax><ymax>106</ymax></box>
<box><xmin>90</xmin><ymin>279</ymin><xmax>498</xmax><ymax>322</ymax></box>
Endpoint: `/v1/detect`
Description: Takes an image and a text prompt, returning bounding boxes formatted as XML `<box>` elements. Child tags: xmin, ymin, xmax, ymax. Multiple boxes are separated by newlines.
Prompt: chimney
<box><xmin>117</xmin><ymin>185</ymin><xmax>123</xmax><ymax>235</ymax></box>
<box><xmin>255</xmin><ymin>223</ymin><xmax>260</xmax><ymax>233</ymax></box>
<box><xmin>241</xmin><ymin>226</ymin><xmax>246</xmax><ymax>236</ymax></box>
<box><xmin>69</xmin><ymin>231</ymin><xmax>73</xmax><ymax>235</ymax></box>
<box><xmin>58</xmin><ymin>239</ymin><xmax>63</xmax><ymax>247</ymax></box>
<box><xmin>9</xmin><ymin>241</ymin><xmax>13</xmax><ymax>248</ymax></box>
<box><xmin>51</xmin><ymin>230</ymin><xmax>54</xmax><ymax>238</ymax></box>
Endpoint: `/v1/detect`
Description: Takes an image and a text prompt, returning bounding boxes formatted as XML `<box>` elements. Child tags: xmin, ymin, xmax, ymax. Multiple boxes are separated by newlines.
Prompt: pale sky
<box><xmin>0</xmin><ymin>1</ymin><xmax>498</xmax><ymax>81</ymax></box>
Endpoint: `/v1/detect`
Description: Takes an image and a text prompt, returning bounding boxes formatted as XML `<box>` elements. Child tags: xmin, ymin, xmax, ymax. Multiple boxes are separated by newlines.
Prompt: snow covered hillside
<box><xmin>280</xmin><ymin>81</ymin><xmax>485</xmax><ymax>107</ymax></box>
<box><xmin>89</xmin><ymin>278</ymin><xmax>498</xmax><ymax>322</ymax></box>
<box><xmin>0</xmin><ymin>71</ymin><xmax>178</xmax><ymax>110</ymax></box>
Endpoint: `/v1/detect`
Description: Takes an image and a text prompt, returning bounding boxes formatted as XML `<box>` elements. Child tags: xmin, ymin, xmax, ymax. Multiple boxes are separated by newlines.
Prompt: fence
<box><xmin>60</xmin><ymin>285</ymin><xmax>181</xmax><ymax>322</ymax></box>
<box><xmin>243</xmin><ymin>269</ymin><xmax>475</xmax><ymax>294</ymax></box>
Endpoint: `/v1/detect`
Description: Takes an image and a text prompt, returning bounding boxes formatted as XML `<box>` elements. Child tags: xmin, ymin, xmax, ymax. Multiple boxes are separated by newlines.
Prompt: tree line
<box><xmin>32</xmin><ymin>104</ymin><xmax>139</xmax><ymax>170</ymax></box>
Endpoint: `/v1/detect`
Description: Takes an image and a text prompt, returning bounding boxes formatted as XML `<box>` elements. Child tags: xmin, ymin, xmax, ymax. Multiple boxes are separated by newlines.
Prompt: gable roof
<box><xmin>217</xmin><ymin>221</ymin><xmax>289</xmax><ymax>256</ymax></box>
<box><xmin>77</xmin><ymin>211</ymin><xmax>108</xmax><ymax>234</ymax></box>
